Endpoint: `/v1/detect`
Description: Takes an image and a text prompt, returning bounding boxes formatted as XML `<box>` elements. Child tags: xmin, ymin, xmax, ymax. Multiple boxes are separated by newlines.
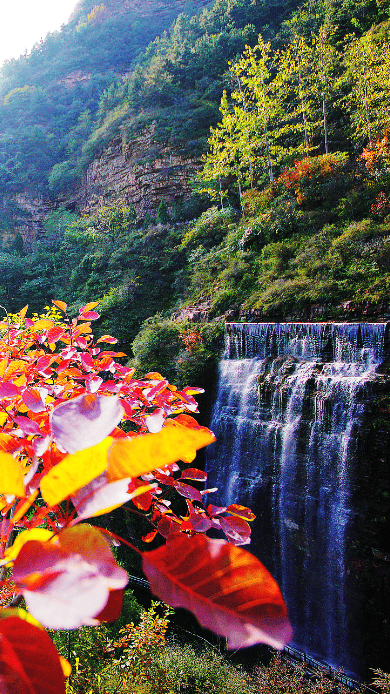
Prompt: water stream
<box><xmin>205</xmin><ymin>322</ymin><xmax>389</xmax><ymax>675</ymax></box>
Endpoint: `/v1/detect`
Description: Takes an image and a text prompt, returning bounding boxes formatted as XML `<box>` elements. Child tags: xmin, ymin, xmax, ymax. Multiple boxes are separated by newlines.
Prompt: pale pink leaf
<box><xmin>13</xmin><ymin>525</ymin><xmax>128</xmax><ymax>629</ymax></box>
<box><xmin>50</xmin><ymin>393</ymin><xmax>124</xmax><ymax>453</ymax></box>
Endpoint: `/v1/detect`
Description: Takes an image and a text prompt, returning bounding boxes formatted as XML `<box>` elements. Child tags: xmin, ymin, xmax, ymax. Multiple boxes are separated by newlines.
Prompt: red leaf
<box><xmin>47</xmin><ymin>327</ymin><xmax>65</xmax><ymax>344</ymax></box>
<box><xmin>220</xmin><ymin>516</ymin><xmax>251</xmax><ymax>545</ymax></box>
<box><xmin>142</xmin><ymin>530</ymin><xmax>158</xmax><ymax>543</ymax></box>
<box><xmin>226</xmin><ymin>504</ymin><xmax>256</xmax><ymax>521</ymax></box>
<box><xmin>180</xmin><ymin>468</ymin><xmax>207</xmax><ymax>482</ymax></box>
<box><xmin>36</xmin><ymin>355</ymin><xmax>55</xmax><ymax>371</ymax></box>
<box><xmin>128</xmin><ymin>479</ymin><xmax>154</xmax><ymax>511</ymax></box>
<box><xmin>207</xmin><ymin>504</ymin><xmax>227</xmax><ymax>516</ymax></box>
<box><xmin>80</xmin><ymin>311</ymin><xmax>100</xmax><ymax>321</ymax></box>
<box><xmin>80</xmin><ymin>353</ymin><xmax>95</xmax><ymax>371</ymax></box>
<box><xmin>94</xmin><ymin>589</ymin><xmax>123</xmax><ymax>623</ymax></box>
<box><xmin>189</xmin><ymin>511</ymin><xmax>213</xmax><ymax>533</ymax></box>
<box><xmin>157</xmin><ymin>517</ymin><xmax>178</xmax><ymax>539</ymax></box>
<box><xmin>79</xmin><ymin>302</ymin><xmax>99</xmax><ymax>314</ymax></box>
<box><xmin>142</xmin><ymin>534</ymin><xmax>293</xmax><ymax>650</ymax></box>
<box><xmin>0</xmin><ymin>624</ymin><xmax>33</xmax><ymax>694</ymax></box>
<box><xmin>0</xmin><ymin>382</ymin><xmax>20</xmax><ymax>399</ymax></box>
<box><xmin>14</xmin><ymin>416</ymin><xmax>41</xmax><ymax>436</ymax></box>
<box><xmin>0</xmin><ymin>615</ymin><xmax>66</xmax><ymax>694</ymax></box>
<box><xmin>22</xmin><ymin>389</ymin><xmax>46</xmax><ymax>413</ymax></box>
<box><xmin>174</xmin><ymin>481</ymin><xmax>203</xmax><ymax>503</ymax></box>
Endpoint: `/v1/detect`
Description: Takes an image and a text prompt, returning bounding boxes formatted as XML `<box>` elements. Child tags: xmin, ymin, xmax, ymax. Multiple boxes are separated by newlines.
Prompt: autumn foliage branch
<box><xmin>0</xmin><ymin>300</ymin><xmax>292</xmax><ymax>694</ymax></box>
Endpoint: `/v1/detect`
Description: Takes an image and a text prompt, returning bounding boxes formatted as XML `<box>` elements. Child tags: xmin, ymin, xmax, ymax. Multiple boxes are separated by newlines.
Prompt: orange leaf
<box><xmin>19</xmin><ymin>305</ymin><xmax>29</xmax><ymax>320</ymax></box>
<box><xmin>33</xmin><ymin>319</ymin><xmax>54</xmax><ymax>331</ymax></box>
<box><xmin>80</xmin><ymin>302</ymin><xmax>99</xmax><ymax>313</ymax></box>
<box><xmin>226</xmin><ymin>504</ymin><xmax>256</xmax><ymax>521</ymax></box>
<box><xmin>143</xmin><ymin>534</ymin><xmax>293</xmax><ymax>650</ymax></box>
<box><xmin>107</xmin><ymin>419</ymin><xmax>216</xmax><ymax>482</ymax></box>
<box><xmin>97</xmin><ymin>335</ymin><xmax>118</xmax><ymax>344</ymax></box>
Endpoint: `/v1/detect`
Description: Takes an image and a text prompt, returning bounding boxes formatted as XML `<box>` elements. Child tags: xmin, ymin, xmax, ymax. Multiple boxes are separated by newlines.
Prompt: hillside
<box><xmin>0</xmin><ymin>0</ymin><xmax>389</xmax><ymax>388</ymax></box>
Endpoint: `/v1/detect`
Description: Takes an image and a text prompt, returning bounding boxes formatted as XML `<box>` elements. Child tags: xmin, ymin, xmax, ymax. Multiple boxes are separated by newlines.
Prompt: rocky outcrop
<box><xmin>11</xmin><ymin>195</ymin><xmax>55</xmax><ymax>249</ymax></box>
<box><xmin>11</xmin><ymin>124</ymin><xmax>200</xmax><ymax>242</ymax></box>
<box><xmin>57</xmin><ymin>71</ymin><xmax>92</xmax><ymax>88</ymax></box>
<box><xmin>73</xmin><ymin>124</ymin><xmax>200</xmax><ymax>217</ymax></box>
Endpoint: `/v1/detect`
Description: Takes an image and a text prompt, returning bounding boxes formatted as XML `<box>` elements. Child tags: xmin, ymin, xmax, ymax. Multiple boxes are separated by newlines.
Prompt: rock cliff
<box><xmin>73</xmin><ymin>125</ymin><xmax>199</xmax><ymax>217</ymax></box>
<box><xmin>10</xmin><ymin>125</ymin><xmax>199</xmax><ymax>243</ymax></box>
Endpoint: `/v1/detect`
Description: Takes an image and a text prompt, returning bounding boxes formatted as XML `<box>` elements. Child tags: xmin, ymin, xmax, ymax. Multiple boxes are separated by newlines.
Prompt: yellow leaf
<box><xmin>59</xmin><ymin>656</ymin><xmax>72</xmax><ymax>678</ymax></box>
<box><xmin>4</xmin><ymin>361</ymin><xmax>27</xmax><ymax>380</ymax></box>
<box><xmin>0</xmin><ymin>359</ymin><xmax>8</xmax><ymax>378</ymax></box>
<box><xmin>0</xmin><ymin>452</ymin><xmax>25</xmax><ymax>497</ymax></box>
<box><xmin>4</xmin><ymin>528</ymin><xmax>54</xmax><ymax>562</ymax></box>
<box><xmin>13</xmin><ymin>374</ymin><xmax>27</xmax><ymax>388</ymax></box>
<box><xmin>107</xmin><ymin>419</ymin><xmax>216</xmax><ymax>482</ymax></box>
<box><xmin>40</xmin><ymin>437</ymin><xmax>113</xmax><ymax>506</ymax></box>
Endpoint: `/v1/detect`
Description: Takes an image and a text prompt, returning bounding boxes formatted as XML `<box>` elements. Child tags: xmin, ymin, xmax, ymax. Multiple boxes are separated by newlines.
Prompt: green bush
<box><xmin>181</xmin><ymin>206</ymin><xmax>237</xmax><ymax>250</ymax></box>
<box><xmin>158</xmin><ymin>643</ymin><xmax>254</xmax><ymax>694</ymax></box>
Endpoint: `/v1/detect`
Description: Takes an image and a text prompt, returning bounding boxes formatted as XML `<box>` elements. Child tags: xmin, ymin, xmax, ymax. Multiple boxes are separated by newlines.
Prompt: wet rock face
<box><xmin>74</xmin><ymin>127</ymin><xmax>200</xmax><ymax>218</ymax></box>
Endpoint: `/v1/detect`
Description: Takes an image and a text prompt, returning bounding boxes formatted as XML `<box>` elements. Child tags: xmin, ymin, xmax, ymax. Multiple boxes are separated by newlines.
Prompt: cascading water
<box><xmin>205</xmin><ymin>322</ymin><xmax>389</xmax><ymax>676</ymax></box>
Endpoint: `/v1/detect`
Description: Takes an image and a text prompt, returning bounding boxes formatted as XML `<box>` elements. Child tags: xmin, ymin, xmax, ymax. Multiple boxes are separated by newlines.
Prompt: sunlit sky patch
<box><xmin>0</xmin><ymin>0</ymin><xmax>78</xmax><ymax>67</ymax></box>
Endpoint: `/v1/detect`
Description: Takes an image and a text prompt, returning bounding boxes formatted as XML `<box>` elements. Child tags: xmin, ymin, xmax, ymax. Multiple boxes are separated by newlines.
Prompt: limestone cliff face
<box><xmin>12</xmin><ymin>126</ymin><xmax>199</xmax><ymax>242</ymax></box>
<box><xmin>73</xmin><ymin>125</ymin><xmax>200</xmax><ymax>217</ymax></box>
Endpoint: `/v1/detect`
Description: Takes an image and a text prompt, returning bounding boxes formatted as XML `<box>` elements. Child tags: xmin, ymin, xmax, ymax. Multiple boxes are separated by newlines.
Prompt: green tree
<box><xmin>230</xmin><ymin>35</ymin><xmax>283</xmax><ymax>183</ymax></box>
<box><xmin>312</xmin><ymin>25</ymin><xmax>339</xmax><ymax>154</ymax></box>
<box><xmin>342</xmin><ymin>30</ymin><xmax>390</xmax><ymax>146</ymax></box>
<box><xmin>274</xmin><ymin>28</ymin><xmax>320</xmax><ymax>157</ymax></box>
<box><xmin>200</xmin><ymin>90</ymin><xmax>248</xmax><ymax>211</ymax></box>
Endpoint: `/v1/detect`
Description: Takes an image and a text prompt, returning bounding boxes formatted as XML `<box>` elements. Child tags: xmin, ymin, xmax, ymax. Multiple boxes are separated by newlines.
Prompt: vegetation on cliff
<box><xmin>0</xmin><ymin>0</ymin><xmax>389</xmax><ymax>383</ymax></box>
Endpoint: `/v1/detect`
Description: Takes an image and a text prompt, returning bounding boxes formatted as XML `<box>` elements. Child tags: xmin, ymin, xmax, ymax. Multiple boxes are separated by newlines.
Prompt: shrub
<box><xmin>159</xmin><ymin>643</ymin><xmax>254</xmax><ymax>694</ymax></box>
<box><xmin>181</xmin><ymin>206</ymin><xmax>237</xmax><ymax>250</ymax></box>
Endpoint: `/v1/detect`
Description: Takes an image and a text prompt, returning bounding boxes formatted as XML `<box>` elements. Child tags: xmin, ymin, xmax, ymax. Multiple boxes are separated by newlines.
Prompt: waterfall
<box><xmin>206</xmin><ymin>322</ymin><xmax>389</xmax><ymax>676</ymax></box>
